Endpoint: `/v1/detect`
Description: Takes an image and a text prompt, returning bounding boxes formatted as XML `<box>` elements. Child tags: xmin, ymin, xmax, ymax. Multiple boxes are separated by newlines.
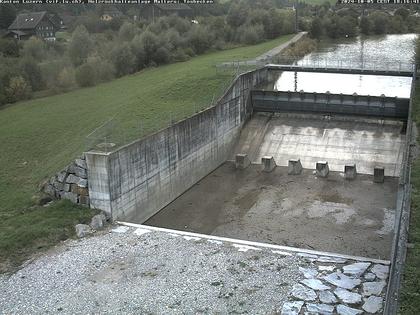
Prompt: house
<box><xmin>6</xmin><ymin>11</ymin><xmax>58</xmax><ymax>41</ymax></box>
<box><xmin>101</xmin><ymin>7</ymin><xmax>123</xmax><ymax>21</ymax></box>
<box><xmin>140</xmin><ymin>3</ymin><xmax>193</xmax><ymax>20</ymax></box>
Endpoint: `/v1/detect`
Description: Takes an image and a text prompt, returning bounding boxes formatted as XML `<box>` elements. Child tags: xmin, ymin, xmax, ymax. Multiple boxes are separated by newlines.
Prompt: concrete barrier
<box><xmin>374</xmin><ymin>167</ymin><xmax>385</xmax><ymax>183</ymax></box>
<box><xmin>344</xmin><ymin>164</ymin><xmax>357</xmax><ymax>180</ymax></box>
<box><xmin>316</xmin><ymin>161</ymin><xmax>329</xmax><ymax>178</ymax></box>
<box><xmin>236</xmin><ymin>154</ymin><xmax>251</xmax><ymax>169</ymax></box>
<box><xmin>288</xmin><ymin>159</ymin><xmax>303</xmax><ymax>175</ymax></box>
<box><xmin>262</xmin><ymin>156</ymin><xmax>276</xmax><ymax>172</ymax></box>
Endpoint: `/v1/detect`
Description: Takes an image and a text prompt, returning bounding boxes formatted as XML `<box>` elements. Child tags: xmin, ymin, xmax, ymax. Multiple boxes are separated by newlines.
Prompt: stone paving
<box><xmin>282</xmin><ymin>252</ymin><xmax>389</xmax><ymax>314</ymax></box>
<box><xmin>0</xmin><ymin>224</ymin><xmax>389</xmax><ymax>314</ymax></box>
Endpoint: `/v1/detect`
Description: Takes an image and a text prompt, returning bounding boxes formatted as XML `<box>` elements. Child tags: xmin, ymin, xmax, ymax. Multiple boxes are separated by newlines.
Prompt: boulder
<box><xmin>90</xmin><ymin>214</ymin><xmax>104</xmax><ymax>230</ymax></box>
<box><xmin>75</xmin><ymin>224</ymin><xmax>92</xmax><ymax>238</ymax></box>
<box><xmin>75</xmin><ymin>158</ymin><xmax>87</xmax><ymax>169</ymax></box>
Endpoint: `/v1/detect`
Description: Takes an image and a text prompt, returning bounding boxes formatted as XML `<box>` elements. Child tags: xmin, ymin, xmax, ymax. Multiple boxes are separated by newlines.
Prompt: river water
<box><xmin>270</xmin><ymin>34</ymin><xmax>417</xmax><ymax>98</ymax></box>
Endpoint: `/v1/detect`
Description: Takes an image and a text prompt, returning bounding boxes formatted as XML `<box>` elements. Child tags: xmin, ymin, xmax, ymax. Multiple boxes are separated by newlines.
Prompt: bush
<box><xmin>75</xmin><ymin>63</ymin><xmax>96</xmax><ymax>87</ymax></box>
<box><xmin>0</xmin><ymin>38</ymin><xmax>19</xmax><ymax>57</ymax></box>
<box><xmin>22</xmin><ymin>37</ymin><xmax>45</xmax><ymax>61</ymax></box>
<box><xmin>239</xmin><ymin>24</ymin><xmax>264</xmax><ymax>45</ymax></box>
<box><xmin>130</xmin><ymin>34</ymin><xmax>147</xmax><ymax>70</ymax></box>
<box><xmin>110</xmin><ymin>43</ymin><xmax>136</xmax><ymax>77</ymax></box>
<box><xmin>68</xmin><ymin>25</ymin><xmax>92</xmax><ymax>66</ymax></box>
<box><xmin>310</xmin><ymin>18</ymin><xmax>323</xmax><ymax>39</ymax></box>
<box><xmin>119</xmin><ymin>22</ymin><xmax>137</xmax><ymax>41</ymax></box>
<box><xmin>136</xmin><ymin>30</ymin><xmax>160</xmax><ymax>66</ymax></box>
<box><xmin>19</xmin><ymin>57</ymin><xmax>44</xmax><ymax>92</ymax></box>
<box><xmin>5</xmin><ymin>76</ymin><xmax>31</xmax><ymax>103</ymax></box>
<box><xmin>187</xmin><ymin>25</ymin><xmax>213</xmax><ymax>54</ymax></box>
<box><xmin>56</xmin><ymin>67</ymin><xmax>76</xmax><ymax>91</ymax></box>
<box><xmin>87</xmin><ymin>56</ymin><xmax>116</xmax><ymax>83</ymax></box>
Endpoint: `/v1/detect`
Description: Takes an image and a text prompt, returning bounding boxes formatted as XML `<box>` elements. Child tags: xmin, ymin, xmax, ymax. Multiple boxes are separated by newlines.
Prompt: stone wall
<box><xmin>43</xmin><ymin>155</ymin><xmax>90</xmax><ymax>206</ymax></box>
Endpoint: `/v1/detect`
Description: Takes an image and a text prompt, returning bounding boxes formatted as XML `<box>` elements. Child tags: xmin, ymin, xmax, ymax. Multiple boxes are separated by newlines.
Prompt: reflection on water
<box><xmin>273</xmin><ymin>72</ymin><xmax>412</xmax><ymax>98</ymax></box>
<box><xmin>270</xmin><ymin>34</ymin><xmax>417</xmax><ymax>97</ymax></box>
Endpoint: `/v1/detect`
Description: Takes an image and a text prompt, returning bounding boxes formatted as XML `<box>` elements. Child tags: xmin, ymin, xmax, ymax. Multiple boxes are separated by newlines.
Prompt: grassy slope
<box><xmin>400</xmin><ymin>83</ymin><xmax>420</xmax><ymax>313</ymax></box>
<box><xmin>0</xmin><ymin>34</ymin><xmax>294</xmax><ymax>271</ymax></box>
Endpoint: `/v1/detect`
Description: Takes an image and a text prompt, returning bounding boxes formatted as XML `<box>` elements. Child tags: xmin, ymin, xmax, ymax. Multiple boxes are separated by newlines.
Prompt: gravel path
<box><xmin>0</xmin><ymin>224</ymin><xmax>389</xmax><ymax>314</ymax></box>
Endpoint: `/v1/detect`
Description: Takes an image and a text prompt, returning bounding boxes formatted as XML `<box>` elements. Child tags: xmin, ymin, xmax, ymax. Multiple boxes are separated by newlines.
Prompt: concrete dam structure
<box><xmin>86</xmin><ymin>65</ymin><xmax>410</xmax><ymax>252</ymax></box>
<box><xmin>83</xmin><ymin>64</ymin><xmax>414</xmax><ymax>313</ymax></box>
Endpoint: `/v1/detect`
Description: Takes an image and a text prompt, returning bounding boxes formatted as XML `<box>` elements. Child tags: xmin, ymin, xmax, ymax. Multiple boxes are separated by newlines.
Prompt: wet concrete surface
<box><xmin>144</xmin><ymin>163</ymin><xmax>398</xmax><ymax>260</ymax></box>
<box><xmin>233</xmin><ymin>113</ymin><xmax>405</xmax><ymax>176</ymax></box>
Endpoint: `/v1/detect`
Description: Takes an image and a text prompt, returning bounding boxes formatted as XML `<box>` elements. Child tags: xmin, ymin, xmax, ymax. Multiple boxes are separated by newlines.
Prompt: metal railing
<box><xmin>384</xmin><ymin>66</ymin><xmax>416</xmax><ymax>315</ymax></box>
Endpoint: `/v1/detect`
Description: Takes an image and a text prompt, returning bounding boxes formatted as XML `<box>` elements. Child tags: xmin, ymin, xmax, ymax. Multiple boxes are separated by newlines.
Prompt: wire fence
<box><xmin>217</xmin><ymin>56</ymin><xmax>416</xmax><ymax>74</ymax></box>
<box><xmin>84</xmin><ymin>73</ymin><xmax>236</xmax><ymax>153</ymax></box>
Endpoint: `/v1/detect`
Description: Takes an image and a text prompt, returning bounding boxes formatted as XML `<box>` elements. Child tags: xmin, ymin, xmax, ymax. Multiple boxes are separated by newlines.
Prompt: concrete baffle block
<box><xmin>316</xmin><ymin>161</ymin><xmax>329</xmax><ymax>178</ymax></box>
<box><xmin>288</xmin><ymin>159</ymin><xmax>303</xmax><ymax>175</ymax></box>
<box><xmin>374</xmin><ymin>166</ymin><xmax>385</xmax><ymax>183</ymax></box>
<box><xmin>262</xmin><ymin>156</ymin><xmax>276</xmax><ymax>172</ymax></box>
<box><xmin>235</xmin><ymin>154</ymin><xmax>251</xmax><ymax>170</ymax></box>
<box><xmin>344</xmin><ymin>164</ymin><xmax>357</xmax><ymax>180</ymax></box>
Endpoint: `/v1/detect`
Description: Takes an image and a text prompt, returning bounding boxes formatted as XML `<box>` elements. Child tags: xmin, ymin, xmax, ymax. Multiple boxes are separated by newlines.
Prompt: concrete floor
<box><xmin>145</xmin><ymin>163</ymin><xmax>398</xmax><ymax>260</ymax></box>
<box><xmin>233</xmin><ymin>113</ymin><xmax>405</xmax><ymax>177</ymax></box>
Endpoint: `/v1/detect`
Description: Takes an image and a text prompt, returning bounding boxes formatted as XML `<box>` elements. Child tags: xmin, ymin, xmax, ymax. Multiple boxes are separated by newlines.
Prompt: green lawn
<box><xmin>0</xmin><ymin>34</ymin><xmax>294</xmax><ymax>272</ymax></box>
<box><xmin>399</xmin><ymin>82</ymin><xmax>420</xmax><ymax>313</ymax></box>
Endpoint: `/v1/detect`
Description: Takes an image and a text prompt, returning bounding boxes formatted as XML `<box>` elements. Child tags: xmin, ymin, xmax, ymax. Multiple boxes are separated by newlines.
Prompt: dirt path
<box><xmin>219</xmin><ymin>32</ymin><xmax>307</xmax><ymax>67</ymax></box>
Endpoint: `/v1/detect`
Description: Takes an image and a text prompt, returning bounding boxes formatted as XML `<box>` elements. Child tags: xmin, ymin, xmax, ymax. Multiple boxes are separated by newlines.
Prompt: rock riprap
<box><xmin>43</xmin><ymin>155</ymin><xmax>89</xmax><ymax>207</ymax></box>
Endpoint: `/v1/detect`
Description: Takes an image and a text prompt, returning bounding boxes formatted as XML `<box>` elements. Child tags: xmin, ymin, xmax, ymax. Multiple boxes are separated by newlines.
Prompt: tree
<box><xmin>239</xmin><ymin>24</ymin><xmax>264</xmax><ymax>45</ymax></box>
<box><xmin>0</xmin><ymin>4</ymin><xmax>16</xmax><ymax>29</ymax></box>
<box><xmin>19</xmin><ymin>57</ymin><xmax>44</xmax><ymax>91</ymax></box>
<box><xmin>110</xmin><ymin>43</ymin><xmax>136</xmax><ymax>77</ymax></box>
<box><xmin>360</xmin><ymin>16</ymin><xmax>371</xmax><ymax>35</ymax></box>
<box><xmin>130</xmin><ymin>34</ymin><xmax>147</xmax><ymax>70</ymax></box>
<box><xmin>337</xmin><ymin>16</ymin><xmax>358</xmax><ymax>38</ymax></box>
<box><xmin>187</xmin><ymin>25</ymin><xmax>213</xmax><ymax>54</ymax></box>
<box><xmin>56</xmin><ymin>67</ymin><xmax>76</xmax><ymax>91</ymax></box>
<box><xmin>395</xmin><ymin>8</ymin><xmax>410</xmax><ymax>20</ymax></box>
<box><xmin>262</xmin><ymin>9</ymin><xmax>283</xmax><ymax>39</ymax></box>
<box><xmin>87</xmin><ymin>56</ymin><xmax>115</xmax><ymax>82</ymax></box>
<box><xmin>75</xmin><ymin>63</ymin><xmax>96</xmax><ymax>87</ymax></box>
<box><xmin>68</xmin><ymin>25</ymin><xmax>92</xmax><ymax>66</ymax></box>
<box><xmin>0</xmin><ymin>38</ymin><xmax>19</xmax><ymax>57</ymax></box>
<box><xmin>5</xmin><ymin>76</ymin><xmax>31</xmax><ymax>103</ymax></box>
<box><xmin>119</xmin><ymin>22</ymin><xmax>137</xmax><ymax>41</ymax></box>
<box><xmin>309</xmin><ymin>18</ymin><xmax>323</xmax><ymax>39</ymax></box>
<box><xmin>370</xmin><ymin>12</ymin><xmax>388</xmax><ymax>35</ymax></box>
<box><xmin>137</xmin><ymin>30</ymin><xmax>160</xmax><ymax>65</ymax></box>
<box><xmin>22</xmin><ymin>37</ymin><xmax>45</xmax><ymax>61</ymax></box>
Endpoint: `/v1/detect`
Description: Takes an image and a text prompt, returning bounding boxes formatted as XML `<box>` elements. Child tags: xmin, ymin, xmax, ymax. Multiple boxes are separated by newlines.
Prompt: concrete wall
<box><xmin>252</xmin><ymin>90</ymin><xmax>410</xmax><ymax>119</ymax></box>
<box><xmin>85</xmin><ymin>67</ymin><xmax>269</xmax><ymax>221</ymax></box>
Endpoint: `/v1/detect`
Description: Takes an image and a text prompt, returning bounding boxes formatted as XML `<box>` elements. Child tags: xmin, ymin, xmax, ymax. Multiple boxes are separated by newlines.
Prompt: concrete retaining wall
<box><xmin>86</xmin><ymin>68</ymin><xmax>269</xmax><ymax>221</ymax></box>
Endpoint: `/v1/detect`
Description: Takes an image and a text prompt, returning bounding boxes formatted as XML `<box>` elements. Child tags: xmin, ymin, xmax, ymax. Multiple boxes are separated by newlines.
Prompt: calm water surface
<box><xmin>270</xmin><ymin>34</ymin><xmax>417</xmax><ymax>98</ymax></box>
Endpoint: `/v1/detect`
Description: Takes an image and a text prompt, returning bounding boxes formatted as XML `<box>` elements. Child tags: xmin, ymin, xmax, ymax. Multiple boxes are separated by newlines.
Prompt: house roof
<box><xmin>154</xmin><ymin>3</ymin><xmax>192</xmax><ymax>11</ymax></box>
<box><xmin>8</xmin><ymin>11</ymin><xmax>49</xmax><ymax>30</ymax></box>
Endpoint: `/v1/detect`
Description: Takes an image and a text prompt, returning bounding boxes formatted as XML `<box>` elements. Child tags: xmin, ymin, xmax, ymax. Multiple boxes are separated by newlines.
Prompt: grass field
<box><xmin>399</xmin><ymin>83</ymin><xmax>420</xmax><ymax>314</ymax></box>
<box><xmin>0</xmin><ymin>34</ymin><xmax>294</xmax><ymax>272</ymax></box>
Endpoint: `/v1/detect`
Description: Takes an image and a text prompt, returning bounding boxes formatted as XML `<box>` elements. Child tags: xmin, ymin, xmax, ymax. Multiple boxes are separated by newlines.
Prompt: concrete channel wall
<box><xmin>85</xmin><ymin>67</ymin><xmax>271</xmax><ymax>221</ymax></box>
